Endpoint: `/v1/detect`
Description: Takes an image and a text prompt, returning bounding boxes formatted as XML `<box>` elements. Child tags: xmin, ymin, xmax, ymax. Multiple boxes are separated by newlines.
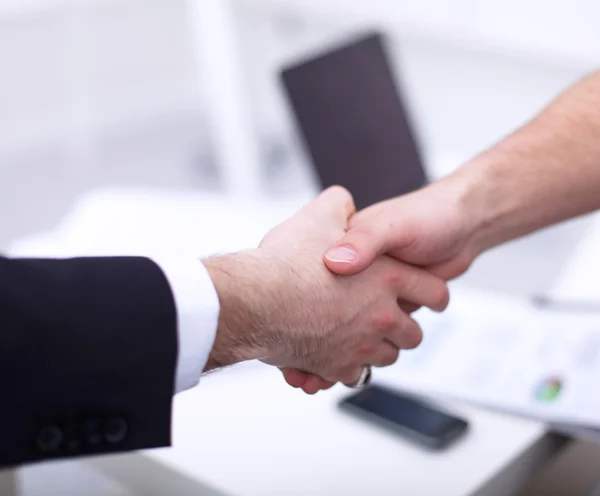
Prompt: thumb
<box><xmin>298</xmin><ymin>185</ymin><xmax>356</xmax><ymax>227</ymax></box>
<box><xmin>324</xmin><ymin>212</ymin><xmax>411</xmax><ymax>276</ymax></box>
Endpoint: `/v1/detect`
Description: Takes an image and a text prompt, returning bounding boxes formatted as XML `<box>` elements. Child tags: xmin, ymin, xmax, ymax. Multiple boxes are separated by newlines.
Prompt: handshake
<box><xmin>203</xmin><ymin>68</ymin><xmax>600</xmax><ymax>393</ymax></box>
<box><xmin>204</xmin><ymin>176</ymin><xmax>485</xmax><ymax>393</ymax></box>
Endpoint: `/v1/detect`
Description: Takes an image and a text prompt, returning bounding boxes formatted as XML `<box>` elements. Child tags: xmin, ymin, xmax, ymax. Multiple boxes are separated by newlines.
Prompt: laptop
<box><xmin>280</xmin><ymin>32</ymin><xmax>426</xmax><ymax>210</ymax></box>
<box><xmin>280</xmin><ymin>32</ymin><xmax>589</xmax><ymax>295</ymax></box>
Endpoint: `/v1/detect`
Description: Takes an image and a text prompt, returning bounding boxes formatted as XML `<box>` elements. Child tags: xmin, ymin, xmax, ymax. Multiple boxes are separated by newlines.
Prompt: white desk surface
<box><xmin>9</xmin><ymin>187</ymin><xmax>573</xmax><ymax>496</ymax></box>
<box><xmin>149</xmin><ymin>362</ymin><xmax>553</xmax><ymax>496</ymax></box>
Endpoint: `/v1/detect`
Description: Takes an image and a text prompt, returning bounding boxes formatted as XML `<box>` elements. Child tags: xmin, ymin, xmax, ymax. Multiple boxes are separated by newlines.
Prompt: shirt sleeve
<box><xmin>151</xmin><ymin>257</ymin><xmax>220</xmax><ymax>394</ymax></box>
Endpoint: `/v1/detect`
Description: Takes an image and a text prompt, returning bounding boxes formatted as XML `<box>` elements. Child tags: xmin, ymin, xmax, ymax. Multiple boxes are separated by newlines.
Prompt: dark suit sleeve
<box><xmin>0</xmin><ymin>256</ymin><xmax>178</xmax><ymax>467</ymax></box>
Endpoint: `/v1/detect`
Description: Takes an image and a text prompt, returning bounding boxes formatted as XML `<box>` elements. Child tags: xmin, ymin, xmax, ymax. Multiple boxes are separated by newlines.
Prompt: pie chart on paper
<box><xmin>535</xmin><ymin>376</ymin><xmax>563</xmax><ymax>403</ymax></box>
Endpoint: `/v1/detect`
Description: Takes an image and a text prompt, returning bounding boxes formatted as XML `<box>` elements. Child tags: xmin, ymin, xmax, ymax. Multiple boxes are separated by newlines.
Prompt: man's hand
<box><xmin>323</xmin><ymin>72</ymin><xmax>600</xmax><ymax>283</ymax></box>
<box><xmin>205</xmin><ymin>186</ymin><xmax>449</xmax><ymax>387</ymax></box>
<box><xmin>324</xmin><ymin>178</ymin><xmax>484</xmax><ymax>281</ymax></box>
<box><xmin>300</xmin><ymin>69</ymin><xmax>600</xmax><ymax>391</ymax></box>
<box><xmin>282</xmin><ymin>179</ymin><xmax>481</xmax><ymax>393</ymax></box>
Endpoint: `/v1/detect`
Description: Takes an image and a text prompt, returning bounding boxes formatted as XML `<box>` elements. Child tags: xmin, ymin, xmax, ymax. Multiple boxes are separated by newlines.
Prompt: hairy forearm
<box><xmin>454</xmin><ymin>70</ymin><xmax>600</xmax><ymax>252</ymax></box>
<box><xmin>202</xmin><ymin>251</ymin><xmax>286</xmax><ymax>372</ymax></box>
<box><xmin>203</xmin><ymin>252</ymin><xmax>267</xmax><ymax>372</ymax></box>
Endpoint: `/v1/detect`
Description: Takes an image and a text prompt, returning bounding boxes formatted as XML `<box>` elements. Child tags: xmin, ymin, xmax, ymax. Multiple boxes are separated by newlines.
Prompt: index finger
<box><xmin>382</xmin><ymin>258</ymin><xmax>450</xmax><ymax>312</ymax></box>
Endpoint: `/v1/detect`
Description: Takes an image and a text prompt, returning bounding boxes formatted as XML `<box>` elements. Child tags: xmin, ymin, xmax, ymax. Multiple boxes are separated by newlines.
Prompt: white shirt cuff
<box><xmin>152</xmin><ymin>257</ymin><xmax>220</xmax><ymax>394</ymax></box>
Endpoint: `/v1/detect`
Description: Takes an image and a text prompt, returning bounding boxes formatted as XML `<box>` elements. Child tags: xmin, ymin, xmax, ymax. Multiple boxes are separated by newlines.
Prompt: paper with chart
<box><xmin>376</xmin><ymin>288</ymin><xmax>600</xmax><ymax>428</ymax></box>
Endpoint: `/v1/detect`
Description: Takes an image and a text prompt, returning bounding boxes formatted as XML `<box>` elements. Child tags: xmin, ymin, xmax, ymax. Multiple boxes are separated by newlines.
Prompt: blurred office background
<box><xmin>2</xmin><ymin>0</ymin><xmax>600</xmax><ymax>494</ymax></box>
<box><xmin>1</xmin><ymin>0</ymin><xmax>598</xmax><ymax>290</ymax></box>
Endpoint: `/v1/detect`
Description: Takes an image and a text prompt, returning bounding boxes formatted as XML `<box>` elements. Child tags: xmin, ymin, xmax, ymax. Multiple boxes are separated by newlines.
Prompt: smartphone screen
<box><xmin>280</xmin><ymin>32</ymin><xmax>427</xmax><ymax>210</ymax></box>
<box><xmin>340</xmin><ymin>385</ymin><xmax>469</xmax><ymax>449</ymax></box>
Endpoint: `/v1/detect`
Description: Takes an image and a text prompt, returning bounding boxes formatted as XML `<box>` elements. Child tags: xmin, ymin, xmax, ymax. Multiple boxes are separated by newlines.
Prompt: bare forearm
<box><xmin>203</xmin><ymin>251</ymin><xmax>281</xmax><ymax>372</ymax></box>
<box><xmin>456</xmin><ymin>70</ymin><xmax>600</xmax><ymax>252</ymax></box>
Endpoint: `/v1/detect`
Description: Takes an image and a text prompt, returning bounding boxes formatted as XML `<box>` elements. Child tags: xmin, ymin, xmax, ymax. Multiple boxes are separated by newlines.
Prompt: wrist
<box><xmin>203</xmin><ymin>250</ymin><xmax>285</xmax><ymax>371</ymax></box>
<box><xmin>445</xmin><ymin>152</ymin><xmax>510</xmax><ymax>256</ymax></box>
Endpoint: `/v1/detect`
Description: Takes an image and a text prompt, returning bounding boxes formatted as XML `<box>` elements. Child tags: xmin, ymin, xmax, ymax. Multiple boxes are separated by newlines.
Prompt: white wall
<box><xmin>0</xmin><ymin>0</ymin><xmax>200</xmax><ymax>157</ymax></box>
<box><xmin>0</xmin><ymin>0</ymin><xmax>596</xmax><ymax>165</ymax></box>
<box><xmin>243</xmin><ymin>0</ymin><xmax>600</xmax><ymax>68</ymax></box>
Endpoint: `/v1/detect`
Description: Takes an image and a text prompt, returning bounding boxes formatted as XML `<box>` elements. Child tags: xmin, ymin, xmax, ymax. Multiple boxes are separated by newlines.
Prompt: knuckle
<box><xmin>372</xmin><ymin>310</ymin><xmax>399</xmax><ymax>333</ymax></box>
<box><xmin>392</xmin><ymin>268</ymin><xmax>423</xmax><ymax>297</ymax></box>
<box><xmin>358</xmin><ymin>343</ymin><xmax>376</xmax><ymax>358</ymax></box>
<box><xmin>326</xmin><ymin>185</ymin><xmax>354</xmax><ymax>211</ymax></box>
<box><xmin>385</xmin><ymin>269</ymin><xmax>404</xmax><ymax>289</ymax></box>
<box><xmin>327</xmin><ymin>184</ymin><xmax>351</xmax><ymax>198</ymax></box>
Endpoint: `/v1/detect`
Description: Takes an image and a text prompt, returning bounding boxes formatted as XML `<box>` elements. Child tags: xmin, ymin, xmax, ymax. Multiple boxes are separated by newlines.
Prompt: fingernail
<box><xmin>325</xmin><ymin>246</ymin><xmax>358</xmax><ymax>263</ymax></box>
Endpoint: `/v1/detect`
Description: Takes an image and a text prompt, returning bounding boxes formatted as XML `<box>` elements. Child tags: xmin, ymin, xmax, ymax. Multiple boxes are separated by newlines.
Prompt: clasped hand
<box><xmin>206</xmin><ymin>181</ymin><xmax>479</xmax><ymax>391</ymax></box>
<box><xmin>257</xmin><ymin>185</ymin><xmax>464</xmax><ymax>393</ymax></box>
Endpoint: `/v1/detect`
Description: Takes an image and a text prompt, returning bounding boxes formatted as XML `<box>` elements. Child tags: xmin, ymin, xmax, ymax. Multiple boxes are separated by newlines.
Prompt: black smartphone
<box><xmin>280</xmin><ymin>32</ymin><xmax>427</xmax><ymax>210</ymax></box>
<box><xmin>339</xmin><ymin>385</ymin><xmax>469</xmax><ymax>450</ymax></box>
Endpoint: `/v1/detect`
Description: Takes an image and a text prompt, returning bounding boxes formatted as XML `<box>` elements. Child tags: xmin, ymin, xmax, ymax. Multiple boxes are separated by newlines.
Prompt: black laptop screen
<box><xmin>281</xmin><ymin>33</ymin><xmax>427</xmax><ymax>210</ymax></box>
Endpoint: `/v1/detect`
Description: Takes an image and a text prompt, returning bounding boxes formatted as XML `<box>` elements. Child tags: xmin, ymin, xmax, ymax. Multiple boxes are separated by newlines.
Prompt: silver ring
<box><xmin>349</xmin><ymin>365</ymin><xmax>372</xmax><ymax>389</ymax></box>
